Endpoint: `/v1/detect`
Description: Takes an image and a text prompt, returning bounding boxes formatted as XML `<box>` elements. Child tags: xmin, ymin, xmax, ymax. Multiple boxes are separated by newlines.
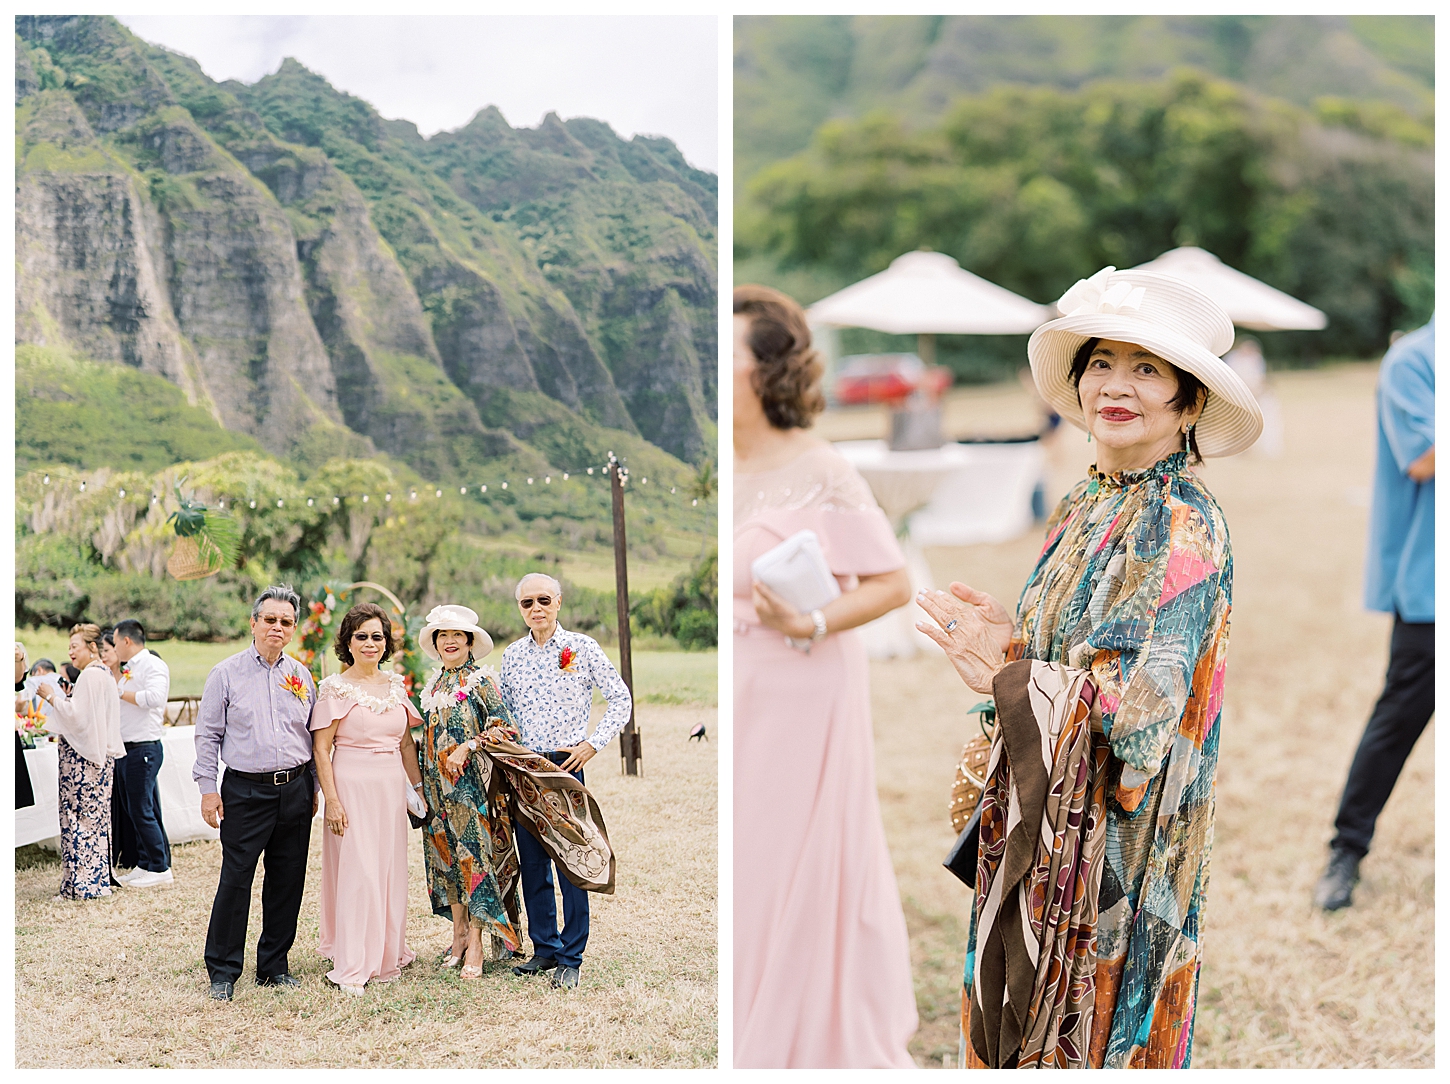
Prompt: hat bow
<box><xmin>1058</xmin><ymin>266</ymin><xmax>1146</xmax><ymax>318</ymax></box>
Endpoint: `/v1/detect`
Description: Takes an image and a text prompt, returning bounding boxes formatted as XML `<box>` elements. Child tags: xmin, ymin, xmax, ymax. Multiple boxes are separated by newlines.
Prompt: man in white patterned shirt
<box><xmin>500</xmin><ymin>572</ymin><xmax>631</xmax><ymax>990</ymax></box>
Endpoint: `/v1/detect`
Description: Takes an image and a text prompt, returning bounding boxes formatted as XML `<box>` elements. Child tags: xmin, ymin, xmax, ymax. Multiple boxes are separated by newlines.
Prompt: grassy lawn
<box><xmin>17</xmin><ymin>628</ymin><xmax>716</xmax><ymax>708</ymax></box>
<box><xmin>16</xmin><ymin>629</ymin><xmax>251</xmax><ymax>699</ymax></box>
<box><xmin>15</xmin><ymin>705</ymin><xmax>717</xmax><ymax>1068</ymax></box>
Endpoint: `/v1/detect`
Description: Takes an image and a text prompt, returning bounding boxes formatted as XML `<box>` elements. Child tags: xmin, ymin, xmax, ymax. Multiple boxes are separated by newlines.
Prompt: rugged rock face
<box><xmin>15</xmin><ymin>15</ymin><xmax>717</xmax><ymax>473</ymax></box>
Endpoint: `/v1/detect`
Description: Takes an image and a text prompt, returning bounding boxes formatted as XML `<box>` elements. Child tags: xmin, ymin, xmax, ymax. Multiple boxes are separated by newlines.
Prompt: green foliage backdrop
<box><xmin>736</xmin><ymin>17</ymin><xmax>1433</xmax><ymax>372</ymax></box>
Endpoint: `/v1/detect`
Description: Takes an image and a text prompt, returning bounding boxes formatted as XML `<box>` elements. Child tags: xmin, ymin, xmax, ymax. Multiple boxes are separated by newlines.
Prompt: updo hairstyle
<box><xmin>734</xmin><ymin>284</ymin><xmax>826</xmax><ymax>430</ymax></box>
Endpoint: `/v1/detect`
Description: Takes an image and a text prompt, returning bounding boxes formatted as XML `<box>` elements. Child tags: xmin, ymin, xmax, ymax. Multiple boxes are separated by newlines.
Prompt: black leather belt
<box><xmin>226</xmin><ymin>764</ymin><xmax>309</xmax><ymax>786</ymax></box>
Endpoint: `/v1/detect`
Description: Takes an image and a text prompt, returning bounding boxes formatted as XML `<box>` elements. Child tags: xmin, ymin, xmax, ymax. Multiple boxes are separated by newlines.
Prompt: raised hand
<box><xmin>915</xmin><ymin>582</ymin><xmax>1015</xmax><ymax>694</ymax></box>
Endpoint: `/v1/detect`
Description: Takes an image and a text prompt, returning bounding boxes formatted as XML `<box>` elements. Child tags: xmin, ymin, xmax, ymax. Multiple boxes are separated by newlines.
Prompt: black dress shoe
<box><xmin>257</xmin><ymin>973</ymin><xmax>302</xmax><ymax>989</ymax></box>
<box><xmin>550</xmin><ymin>965</ymin><xmax>580</xmax><ymax>989</ymax></box>
<box><xmin>208</xmin><ymin>981</ymin><xmax>234</xmax><ymax>1001</ymax></box>
<box><xmin>512</xmin><ymin>955</ymin><xmax>557</xmax><ymax>977</ymax></box>
<box><xmin>1313</xmin><ymin>848</ymin><xmax>1362</xmax><ymax>911</ymax></box>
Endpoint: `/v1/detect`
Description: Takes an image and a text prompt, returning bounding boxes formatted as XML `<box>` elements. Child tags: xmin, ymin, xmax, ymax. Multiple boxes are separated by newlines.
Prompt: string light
<box><xmin>23</xmin><ymin>458</ymin><xmax>709</xmax><ymax>519</ymax></box>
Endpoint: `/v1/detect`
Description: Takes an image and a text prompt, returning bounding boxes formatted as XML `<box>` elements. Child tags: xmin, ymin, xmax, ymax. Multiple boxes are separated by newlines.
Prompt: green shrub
<box><xmin>632</xmin><ymin>546</ymin><xmax>717</xmax><ymax>649</ymax></box>
<box><xmin>87</xmin><ymin>573</ymin><xmax>251</xmax><ymax>641</ymax></box>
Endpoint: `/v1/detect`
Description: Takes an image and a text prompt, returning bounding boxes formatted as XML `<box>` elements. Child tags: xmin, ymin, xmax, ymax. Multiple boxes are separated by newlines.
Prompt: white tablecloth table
<box><xmin>16</xmin><ymin>725</ymin><xmax>221</xmax><ymax>849</ymax></box>
<box><xmin>834</xmin><ymin>438</ymin><xmax>1043</xmax><ymax>659</ymax></box>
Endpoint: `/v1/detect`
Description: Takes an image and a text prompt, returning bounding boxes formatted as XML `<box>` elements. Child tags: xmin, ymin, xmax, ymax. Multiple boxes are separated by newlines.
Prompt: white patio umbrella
<box><xmin>807</xmin><ymin>250</ymin><xmax>1053</xmax><ymax>363</ymax></box>
<box><xmin>1132</xmin><ymin>246</ymin><xmax>1327</xmax><ymax>331</ymax></box>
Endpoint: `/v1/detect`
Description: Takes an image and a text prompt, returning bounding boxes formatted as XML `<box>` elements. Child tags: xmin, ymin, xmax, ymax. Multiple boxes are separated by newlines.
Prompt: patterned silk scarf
<box><xmin>480</xmin><ymin>737</ymin><xmax>616</xmax><ymax>894</ymax></box>
<box><xmin>969</xmin><ymin>659</ymin><xmax>1109</xmax><ymax>1068</ymax></box>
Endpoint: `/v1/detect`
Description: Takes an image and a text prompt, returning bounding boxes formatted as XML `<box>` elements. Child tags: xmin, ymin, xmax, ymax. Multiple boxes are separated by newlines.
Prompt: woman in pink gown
<box><xmin>310</xmin><ymin>603</ymin><xmax>425</xmax><ymax>995</ymax></box>
<box><xmin>733</xmin><ymin>285</ymin><xmax>918</xmax><ymax>1068</ymax></box>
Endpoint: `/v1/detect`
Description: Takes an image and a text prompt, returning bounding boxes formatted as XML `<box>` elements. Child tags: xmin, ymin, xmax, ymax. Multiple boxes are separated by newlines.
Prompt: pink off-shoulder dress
<box><xmin>734</xmin><ymin>443</ymin><xmax>918</xmax><ymax>1068</ymax></box>
<box><xmin>311</xmin><ymin>674</ymin><xmax>422</xmax><ymax>987</ymax></box>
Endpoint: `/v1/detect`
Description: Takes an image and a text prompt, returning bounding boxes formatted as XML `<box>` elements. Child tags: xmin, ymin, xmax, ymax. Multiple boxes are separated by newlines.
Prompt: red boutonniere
<box><xmin>119</xmin><ymin>663</ymin><xmax>132</xmax><ymax>681</ymax></box>
<box><xmin>558</xmin><ymin>646</ymin><xmax>578</xmax><ymax>672</ymax></box>
<box><xmin>280</xmin><ymin>673</ymin><xmax>308</xmax><ymax>702</ymax></box>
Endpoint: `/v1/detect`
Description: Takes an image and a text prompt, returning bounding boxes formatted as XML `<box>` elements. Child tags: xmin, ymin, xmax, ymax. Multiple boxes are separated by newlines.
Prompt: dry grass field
<box><xmin>823</xmin><ymin>364</ymin><xmax>1434</xmax><ymax>1068</ymax></box>
<box><xmin>14</xmin><ymin>704</ymin><xmax>717</xmax><ymax>1068</ymax></box>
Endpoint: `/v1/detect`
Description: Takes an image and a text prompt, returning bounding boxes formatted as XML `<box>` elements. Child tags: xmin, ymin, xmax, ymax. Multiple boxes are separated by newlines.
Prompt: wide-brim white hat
<box><xmin>1028</xmin><ymin>267</ymin><xmax>1263</xmax><ymax>458</ymax></box>
<box><xmin>419</xmin><ymin>604</ymin><xmax>494</xmax><ymax>661</ymax></box>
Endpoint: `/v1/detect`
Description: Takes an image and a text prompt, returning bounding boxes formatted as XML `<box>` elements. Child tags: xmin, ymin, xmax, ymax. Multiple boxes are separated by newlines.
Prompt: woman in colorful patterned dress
<box><xmin>917</xmin><ymin>268</ymin><xmax>1262</xmax><ymax>1069</ymax></box>
<box><xmin>415</xmin><ymin>605</ymin><xmax>523</xmax><ymax>979</ymax></box>
<box><xmin>33</xmin><ymin>623</ymin><xmax>125</xmax><ymax>900</ymax></box>
<box><xmin>310</xmin><ymin>603</ymin><xmax>424</xmax><ymax>995</ymax></box>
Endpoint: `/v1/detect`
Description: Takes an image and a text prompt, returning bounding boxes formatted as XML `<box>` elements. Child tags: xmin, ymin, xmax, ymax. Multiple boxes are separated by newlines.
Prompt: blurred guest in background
<box><xmin>16</xmin><ymin>643</ymin><xmax>35</xmax><ymax>810</ymax></box>
<box><xmin>99</xmin><ymin>629</ymin><xmax>123</xmax><ymax>683</ymax></box>
<box><xmin>113</xmin><ymin>620</ymin><xmax>174</xmax><ymax>888</ymax></box>
<box><xmin>1223</xmin><ymin>336</ymin><xmax>1283</xmax><ymax>457</ymax></box>
<box><xmin>1315</xmin><ymin>315</ymin><xmax>1435</xmax><ymax>911</ymax></box>
<box><xmin>33</xmin><ymin>623</ymin><xmax>127</xmax><ymax>900</ymax></box>
<box><xmin>732</xmin><ymin>284</ymin><xmax>916</xmax><ymax>1068</ymax></box>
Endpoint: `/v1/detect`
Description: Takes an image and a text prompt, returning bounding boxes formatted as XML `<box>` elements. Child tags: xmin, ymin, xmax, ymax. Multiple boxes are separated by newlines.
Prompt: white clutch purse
<box><xmin>405</xmin><ymin>781</ymin><xmax>427</xmax><ymax>819</ymax></box>
<box><xmin>750</xmin><ymin>529</ymin><xmax>841</xmax><ymax>619</ymax></box>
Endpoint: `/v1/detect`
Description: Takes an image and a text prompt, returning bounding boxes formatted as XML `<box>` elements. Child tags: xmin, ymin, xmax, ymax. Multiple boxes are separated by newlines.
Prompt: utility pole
<box><xmin>609</xmin><ymin>453</ymin><xmax>642</xmax><ymax>775</ymax></box>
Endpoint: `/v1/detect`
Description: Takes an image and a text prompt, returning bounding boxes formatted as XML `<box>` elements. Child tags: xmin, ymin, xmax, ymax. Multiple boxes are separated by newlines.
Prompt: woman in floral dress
<box><xmin>35</xmin><ymin>623</ymin><xmax>125</xmax><ymax>900</ymax></box>
<box><xmin>416</xmin><ymin>605</ymin><xmax>523</xmax><ymax>978</ymax></box>
<box><xmin>919</xmin><ymin>268</ymin><xmax>1263</xmax><ymax>1068</ymax></box>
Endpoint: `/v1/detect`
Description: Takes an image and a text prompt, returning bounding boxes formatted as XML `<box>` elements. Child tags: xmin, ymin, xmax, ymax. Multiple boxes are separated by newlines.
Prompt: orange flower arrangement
<box><xmin>280</xmin><ymin>673</ymin><xmax>308</xmax><ymax>702</ymax></box>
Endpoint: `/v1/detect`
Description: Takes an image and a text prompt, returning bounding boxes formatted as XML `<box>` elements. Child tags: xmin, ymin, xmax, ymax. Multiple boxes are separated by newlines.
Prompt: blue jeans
<box><xmin>118</xmin><ymin>740</ymin><xmax>171</xmax><ymax>873</ymax></box>
<box><xmin>516</xmin><ymin>752</ymin><xmax>590</xmax><ymax>969</ymax></box>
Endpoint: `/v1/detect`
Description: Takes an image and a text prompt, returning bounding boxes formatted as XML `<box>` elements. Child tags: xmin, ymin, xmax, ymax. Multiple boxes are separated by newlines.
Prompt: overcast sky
<box><xmin>116</xmin><ymin>15</ymin><xmax>718</xmax><ymax>172</ymax></box>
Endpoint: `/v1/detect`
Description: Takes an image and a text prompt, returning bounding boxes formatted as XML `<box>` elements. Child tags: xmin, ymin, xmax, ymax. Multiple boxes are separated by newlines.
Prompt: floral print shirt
<box><xmin>499</xmin><ymin>625</ymin><xmax>632</xmax><ymax>753</ymax></box>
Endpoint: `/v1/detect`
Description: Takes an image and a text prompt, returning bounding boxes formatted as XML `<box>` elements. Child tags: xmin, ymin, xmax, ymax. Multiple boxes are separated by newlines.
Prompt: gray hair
<box><xmin>252</xmin><ymin>583</ymin><xmax>302</xmax><ymax>622</ymax></box>
<box><xmin>514</xmin><ymin>572</ymin><xmax>563</xmax><ymax>601</ymax></box>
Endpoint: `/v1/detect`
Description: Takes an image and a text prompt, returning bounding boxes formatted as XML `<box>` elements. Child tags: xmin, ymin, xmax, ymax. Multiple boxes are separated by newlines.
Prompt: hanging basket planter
<box><xmin>165</xmin><ymin>478</ymin><xmax>240</xmax><ymax>581</ymax></box>
<box><xmin>166</xmin><ymin>533</ymin><xmax>226</xmax><ymax>581</ymax></box>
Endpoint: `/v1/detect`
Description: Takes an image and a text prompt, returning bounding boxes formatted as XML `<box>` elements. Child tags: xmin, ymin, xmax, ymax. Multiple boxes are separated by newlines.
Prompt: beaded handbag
<box><xmin>949</xmin><ymin>700</ymin><xmax>997</xmax><ymax>833</ymax></box>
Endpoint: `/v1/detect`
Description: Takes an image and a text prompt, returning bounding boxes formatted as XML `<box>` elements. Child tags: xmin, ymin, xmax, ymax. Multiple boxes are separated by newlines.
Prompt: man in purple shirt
<box><xmin>194</xmin><ymin>585</ymin><xmax>317</xmax><ymax>1002</ymax></box>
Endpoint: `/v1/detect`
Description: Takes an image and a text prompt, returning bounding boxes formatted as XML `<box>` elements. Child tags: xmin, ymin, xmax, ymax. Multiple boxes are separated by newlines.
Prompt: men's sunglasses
<box><xmin>258</xmin><ymin>615</ymin><xmax>296</xmax><ymax>628</ymax></box>
<box><xmin>518</xmin><ymin>596</ymin><xmax>554</xmax><ymax>610</ymax></box>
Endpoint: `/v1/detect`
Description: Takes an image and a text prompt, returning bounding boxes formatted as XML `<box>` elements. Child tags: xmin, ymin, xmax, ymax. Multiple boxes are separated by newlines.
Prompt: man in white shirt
<box><xmin>499</xmin><ymin>572</ymin><xmax>632</xmax><ymax>990</ymax></box>
<box><xmin>112</xmin><ymin>619</ymin><xmax>173</xmax><ymax>887</ymax></box>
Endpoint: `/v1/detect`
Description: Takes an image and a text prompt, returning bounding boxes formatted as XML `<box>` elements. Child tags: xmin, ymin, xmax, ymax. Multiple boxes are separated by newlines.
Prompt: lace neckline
<box><xmin>318</xmin><ymin>672</ymin><xmax>408</xmax><ymax>713</ymax></box>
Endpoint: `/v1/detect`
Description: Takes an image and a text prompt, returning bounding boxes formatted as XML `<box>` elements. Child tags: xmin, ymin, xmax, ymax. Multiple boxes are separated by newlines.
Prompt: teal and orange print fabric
<box><xmin>963</xmin><ymin>450</ymin><xmax>1232</xmax><ymax>1069</ymax></box>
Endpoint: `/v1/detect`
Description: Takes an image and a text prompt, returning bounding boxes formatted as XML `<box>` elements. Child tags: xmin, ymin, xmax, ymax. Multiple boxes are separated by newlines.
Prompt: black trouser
<box><xmin>117</xmin><ymin>740</ymin><xmax>171</xmax><ymax>873</ymax></box>
<box><xmin>204</xmin><ymin>768</ymin><xmax>313</xmax><ymax>985</ymax></box>
<box><xmin>1330</xmin><ymin>617</ymin><xmax>1435</xmax><ymax>859</ymax></box>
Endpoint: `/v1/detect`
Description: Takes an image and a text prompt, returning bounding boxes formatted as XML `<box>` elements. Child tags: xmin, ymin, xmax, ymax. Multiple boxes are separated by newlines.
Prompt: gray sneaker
<box><xmin>1313</xmin><ymin>849</ymin><xmax>1361</xmax><ymax>911</ymax></box>
<box><xmin>550</xmin><ymin>965</ymin><xmax>580</xmax><ymax>990</ymax></box>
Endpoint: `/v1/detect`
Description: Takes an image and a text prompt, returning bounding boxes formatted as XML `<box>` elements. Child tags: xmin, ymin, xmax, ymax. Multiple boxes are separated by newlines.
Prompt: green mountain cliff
<box><xmin>16</xmin><ymin>15</ymin><xmax>717</xmax><ymax>479</ymax></box>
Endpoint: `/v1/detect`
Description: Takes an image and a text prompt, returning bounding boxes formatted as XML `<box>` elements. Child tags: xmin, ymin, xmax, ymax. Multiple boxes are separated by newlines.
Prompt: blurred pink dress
<box><xmin>311</xmin><ymin>674</ymin><xmax>422</xmax><ymax>987</ymax></box>
<box><xmin>734</xmin><ymin>443</ymin><xmax>918</xmax><ymax>1068</ymax></box>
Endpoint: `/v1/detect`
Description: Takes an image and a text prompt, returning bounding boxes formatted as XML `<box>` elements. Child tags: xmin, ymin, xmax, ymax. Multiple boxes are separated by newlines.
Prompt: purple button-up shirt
<box><xmin>193</xmin><ymin>644</ymin><xmax>317</xmax><ymax>795</ymax></box>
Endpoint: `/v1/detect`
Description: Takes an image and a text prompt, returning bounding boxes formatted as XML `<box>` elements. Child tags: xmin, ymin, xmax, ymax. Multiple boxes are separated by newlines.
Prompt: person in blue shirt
<box><xmin>1315</xmin><ymin>316</ymin><xmax>1435</xmax><ymax>911</ymax></box>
